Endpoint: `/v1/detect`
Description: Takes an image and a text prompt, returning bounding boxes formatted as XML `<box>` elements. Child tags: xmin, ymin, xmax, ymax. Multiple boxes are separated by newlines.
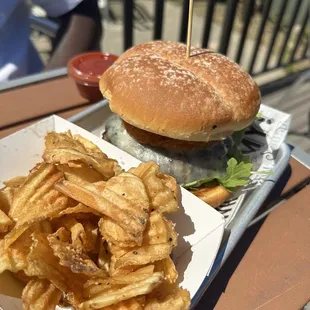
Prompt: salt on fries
<box><xmin>0</xmin><ymin>131</ymin><xmax>190</xmax><ymax>309</ymax></box>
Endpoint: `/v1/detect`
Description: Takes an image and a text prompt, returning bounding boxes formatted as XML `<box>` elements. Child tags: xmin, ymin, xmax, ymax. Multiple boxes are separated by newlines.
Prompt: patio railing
<box><xmin>30</xmin><ymin>0</ymin><xmax>309</xmax><ymax>79</ymax></box>
<box><xmin>122</xmin><ymin>0</ymin><xmax>309</xmax><ymax>77</ymax></box>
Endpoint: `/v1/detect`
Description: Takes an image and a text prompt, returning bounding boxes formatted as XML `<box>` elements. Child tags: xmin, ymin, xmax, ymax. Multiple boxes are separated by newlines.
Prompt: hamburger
<box><xmin>99</xmin><ymin>41</ymin><xmax>261</xmax><ymax>207</ymax></box>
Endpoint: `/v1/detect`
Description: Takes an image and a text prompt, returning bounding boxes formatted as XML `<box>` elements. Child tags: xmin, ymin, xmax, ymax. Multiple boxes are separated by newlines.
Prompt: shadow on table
<box><xmin>195</xmin><ymin>163</ymin><xmax>292</xmax><ymax>310</ymax></box>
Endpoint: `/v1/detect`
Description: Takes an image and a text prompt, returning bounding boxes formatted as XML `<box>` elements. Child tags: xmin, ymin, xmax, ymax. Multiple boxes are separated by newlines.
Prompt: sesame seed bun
<box><xmin>100</xmin><ymin>41</ymin><xmax>261</xmax><ymax>142</ymax></box>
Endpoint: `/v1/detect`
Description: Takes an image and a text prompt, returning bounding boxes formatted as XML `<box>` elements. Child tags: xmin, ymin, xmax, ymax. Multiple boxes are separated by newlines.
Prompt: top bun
<box><xmin>100</xmin><ymin>41</ymin><xmax>261</xmax><ymax>142</ymax></box>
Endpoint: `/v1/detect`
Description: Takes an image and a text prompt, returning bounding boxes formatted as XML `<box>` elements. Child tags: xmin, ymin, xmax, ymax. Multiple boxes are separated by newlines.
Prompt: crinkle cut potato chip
<box><xmin>110</xmin><ymin>265</ymin><xmax>155</xmax><ymax>285</ymax></box>
<box><xmin>107</xmin><ymin>212</ymin><xmax>178</xmax><ymax>277</ymax></box>
<box><xmin>84</xmin><ymin>266</ymin><xmax>155</xmax><ymax>298</ymax></box>
<box><xmin>58</xmin><ymin>203</ymin><xmax>101</xmax><ymax>217</ymax></box>
<box><xmin>9</xmin><ymin>163</ymin><xmax>61</xmax><ymax>220</ymax></box>
<box><xmin>0</xmin><ymin>131</ymin><xmax>190</xmax><ymax>310</ymax></box>
<box><xmin>102</xmin><ymin>297</ymin><xmax>146</xmax><ymax>310</ymax></box>
<box><xmin>154</xmin><ymin>257</ymin><xmax>178</xmax><ymax>284</ymax></box>
<box><xmin>0</xmin><ymin>186</ymin><xmax>15</xmax><ymax>215</ymax></box>
<box><xmin>50</xmin><ymin>227</ymin><xmax>71</xmax><ymax>242</ymax></box>
<box><xmin>0</xmin><ymin>208</ymin><xmax>13</xmax><ymax>233</ymax></box>
<box><xmin>57</xmin><ymin>163</ymin><xmax>105</xmax><ymax>184</ymax></box>
<box><xmin>48</xmin><ymin>230</ymin><xmax>103</xmax><ymax>276</ymax></box>
<box><xmin>0</xmin><ymin>221</ymin><xmax>52</xmax><ymax>274</ymax></box>
<box><xmin>143</xmin><ymin>211</ymin><xmax>178</xmax><ymax>247</ymax></box>
<box><xmin>0</xmin><ymin>228</ymin><xmax>32</xmax><ymax>274</ymax></box>
<box><xmin>145</xmin><ymin>283</ymin><xmax>191</xmax><ymax>310</ymax></box>
<box><xmin>111</xmin><ymin>244</ymin><xmax>173</xmax><ymax>276</ymax></box>
<box><xmin>82</xmin><ymin>219</ymin><xmax>99</xmax><ymax>253</ymax></box>
<box><xmin>98</xmin><ymin>241</ymin><xmax>111</xmax><ymax>274</ymax></box>
<box><xmin>98</xmin><ymin>206</ymin><xmax>177</xmax><ymax>250</ymax></box>
<box><xmin>3</xmin><ymin>176</ymin><xmax>26</xmax><ymax>188</ymax></box>
<box><xmin>54</xmin><ymin>217</ymin><xmax>91</xmax><ymax>251</ymax></box>
<box><xmin>26</xmin><ymin>231</ymin><xmax>88</xmax><ymax>307</ymax></box>
<box><xmin>43</xmin><ymin>131</ymin><xmax>122</xmax><ymax>180</ymax></box>
<box><xmin>53</xmin><ymin>216</ymin><xmax>98</xmax><ymax>253</ymax></box>
<box><xmin>55</xmin><ymin>172</ymin><xmax>150</xmax><ymax>246</ymax></box>
<box><xmin>99</xmin><ymin>217</ymin><xmax>138</xmax><ymax>248</ymax></box>
<box><xmin>4</xmin><ymin>163</ymin><xmax>69</xmax><ymax>248</ymax></box>
<box><xmin>22</xmin><ymin>279</ymin><xmax>62</xmax><ymax>310</ymax></box>
<box><xmin>129</xmin><ymin>162</ymin><xmax>179</xmax><ymax>214</ymax></box>
<box><xmin>25</xmin><ymin>231</ymin><xmax>69</xmax><ymax>292</ymax></box>
<box><xmin>79</xmin><ymin>272</ymin><xmax>164</xmax><ymax>309</ymax></box>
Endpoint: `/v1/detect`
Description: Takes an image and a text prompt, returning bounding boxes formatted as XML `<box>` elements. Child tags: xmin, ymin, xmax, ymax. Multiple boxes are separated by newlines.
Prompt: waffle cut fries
<box><xmin>0</xmin><ymin>131</ymin><xmax>190</xmax><ymax>310</ymax></box>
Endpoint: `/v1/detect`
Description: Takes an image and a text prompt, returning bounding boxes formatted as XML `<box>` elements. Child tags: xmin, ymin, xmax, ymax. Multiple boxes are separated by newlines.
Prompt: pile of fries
<box><xmin>0</xmin><ymin>131</ymin><xmax>190</xmax><ymax>309</ymax></box>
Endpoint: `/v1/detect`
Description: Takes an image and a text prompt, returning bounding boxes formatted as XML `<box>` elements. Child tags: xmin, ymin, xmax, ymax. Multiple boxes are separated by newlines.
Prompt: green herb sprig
<box><xmin>184</xmin><ymin>158</ymin><xmax>253</xmax><ymax>191</ymax></box>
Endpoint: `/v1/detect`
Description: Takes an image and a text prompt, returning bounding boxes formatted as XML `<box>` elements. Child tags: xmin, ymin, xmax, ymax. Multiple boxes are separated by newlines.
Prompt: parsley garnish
<box><xmin>220</xmin><ymin>158</ymin><xmax>253</xmax><ymax>190</ymax></box>
<box><xmin>183</xmin><ymin>158</ymin><xmax>253</xmax><ymax>192</ymax></box>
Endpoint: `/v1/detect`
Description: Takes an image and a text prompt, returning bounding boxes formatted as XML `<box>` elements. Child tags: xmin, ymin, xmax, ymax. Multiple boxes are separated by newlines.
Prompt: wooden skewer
<box><xmin>186</xmin><ymin>0</ymin><xmax>194</xmax><ymax>59</ymax></box>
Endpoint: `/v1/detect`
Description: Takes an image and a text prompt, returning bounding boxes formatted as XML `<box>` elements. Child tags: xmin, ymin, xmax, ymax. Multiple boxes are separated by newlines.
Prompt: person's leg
<box><xmin>45</xmin><ymin>0</ymin><xmax>103</xmax><ymax>70</ymax></box>
<box><xmin>49</xmin><ymin>0</ymin><xmax>103</xmax><ymax>54</ymax></box>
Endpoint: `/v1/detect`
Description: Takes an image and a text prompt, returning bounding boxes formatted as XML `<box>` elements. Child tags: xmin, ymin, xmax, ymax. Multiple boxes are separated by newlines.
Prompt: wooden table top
<box><xmin>0</xmin><ymin>77</ymin><xmax>91</xmax><ymax>138</ymax></box>
<box><xmin>1</xmin><ymin>75</ymin><xmax>309</xmax><ymax>310</ymax></box>
<box><xmin>214</xmin><ymin>185</ymin><xmax>310</xmax><ymax>310</ymax></box>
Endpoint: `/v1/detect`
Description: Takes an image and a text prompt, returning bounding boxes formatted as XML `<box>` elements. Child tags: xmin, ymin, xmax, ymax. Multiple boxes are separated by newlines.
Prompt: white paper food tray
<box><xmin>0</xmin><ymin>115</ymin><xmax>225</xmax><ymax>309</ymax></box>
<box><xmin>67</xmin><ymin>99</ymin><xmax>292</xmax><ymax>308</ymax></box>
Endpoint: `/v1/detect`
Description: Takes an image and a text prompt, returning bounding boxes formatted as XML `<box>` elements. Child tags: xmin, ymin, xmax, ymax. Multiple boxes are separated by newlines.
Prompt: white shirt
<box><xmin>0</xmin><ymin>0</ymin><xmax>82</xmax><ymax>82</ymax></box>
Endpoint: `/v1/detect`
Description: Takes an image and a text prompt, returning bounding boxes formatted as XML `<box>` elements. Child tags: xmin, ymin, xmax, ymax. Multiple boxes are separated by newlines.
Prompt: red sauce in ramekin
<box><xmin>67</xmin><ymin>52</ymin><xmax>118</xmax><ymax>102</ymax></box>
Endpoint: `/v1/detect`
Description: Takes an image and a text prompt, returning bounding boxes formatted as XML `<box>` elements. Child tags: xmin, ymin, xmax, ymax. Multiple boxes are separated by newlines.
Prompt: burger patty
<box><xmin>123</xmin><ymin>121</ymin><xmax>218</xmax><ymax>151</ymax></box>
<box><xmin>104</xmin><ymin>115</ymin><xmax>232</xmax><ymax>184</ymax></box>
